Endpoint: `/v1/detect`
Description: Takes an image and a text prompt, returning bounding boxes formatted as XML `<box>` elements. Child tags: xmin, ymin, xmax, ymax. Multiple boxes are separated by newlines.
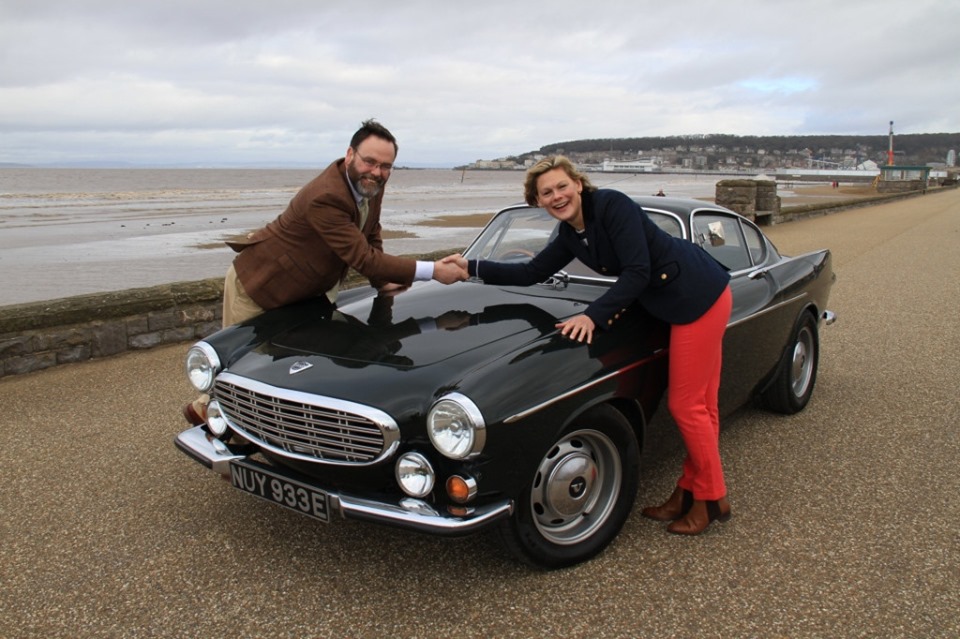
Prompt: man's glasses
<box><xmin>353</xmin><ymin>149</ymin><xmax>393</xmax><ymax>173</ymax></box>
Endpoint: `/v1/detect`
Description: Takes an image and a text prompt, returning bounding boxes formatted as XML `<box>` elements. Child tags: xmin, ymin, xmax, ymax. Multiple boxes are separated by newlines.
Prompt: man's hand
<box><xmin>556</xmin><ymin>314</ymin><xmax>596</xmax><ymax>344</ymax></box>
<box><xmin>433</xmin><ymin>255</ymin><xmax>468</xmax><ymax>284</ymax></box>
<box><xmin>441</xmin><ymin>254</ymin><xmax>468</xmax><ymax>270</ymax></box>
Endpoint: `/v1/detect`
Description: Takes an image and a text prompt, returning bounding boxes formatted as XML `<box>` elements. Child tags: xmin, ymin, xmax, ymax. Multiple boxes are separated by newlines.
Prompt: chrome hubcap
<box><xmin>790</xmin><ymin>326</ymin><xmax>815</xmax><ymax>398</ymax></box>
<box><xmin>530</xmin><ymin>429</ymin><xmax>621</xmax><ymax>545</ymax></box>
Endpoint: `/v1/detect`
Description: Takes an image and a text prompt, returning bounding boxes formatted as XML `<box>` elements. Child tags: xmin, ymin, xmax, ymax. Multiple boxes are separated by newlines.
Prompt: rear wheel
<box><xmin>762</xmin><ymin>311</ymin><xmax>819</xmax><ymax>414</ymax></box>
<box><xmin>497</xmin><ymin>405</ymin><xmax>639</xmax><ymax>569</ymax></box>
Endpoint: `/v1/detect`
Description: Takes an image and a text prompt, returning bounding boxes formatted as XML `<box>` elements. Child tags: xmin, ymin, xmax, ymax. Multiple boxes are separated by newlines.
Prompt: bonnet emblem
<box><xmin>289</xmin><ymin>361</ymin><xmax>313</xmax><ymax>375</ymax></box>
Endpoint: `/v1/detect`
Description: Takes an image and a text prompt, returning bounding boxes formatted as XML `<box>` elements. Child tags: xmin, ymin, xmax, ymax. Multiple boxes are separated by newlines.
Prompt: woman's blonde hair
<box><xmin>523</xmin><ymin>155</ymin><xmax>597</xmax><ymax>206</ymax></box>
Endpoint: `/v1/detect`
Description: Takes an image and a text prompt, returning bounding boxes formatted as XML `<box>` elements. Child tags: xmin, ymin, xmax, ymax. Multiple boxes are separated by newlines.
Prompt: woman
<box><xmin>451</xmin><ymin>155</ymin><xmax>733</xmax><ymax>535</ymax></box>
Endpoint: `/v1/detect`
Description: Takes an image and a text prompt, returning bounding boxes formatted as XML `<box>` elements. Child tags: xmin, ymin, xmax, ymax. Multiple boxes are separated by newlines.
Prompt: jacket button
<box><xmin>660</xmin><ymin>273</ymin><xmax>668</xmax><ymax>280</ymax></box>
<box><xmin>608</xmin><ymin>319</ymin><xmax>614</xmax><ymax>326</ymax></box>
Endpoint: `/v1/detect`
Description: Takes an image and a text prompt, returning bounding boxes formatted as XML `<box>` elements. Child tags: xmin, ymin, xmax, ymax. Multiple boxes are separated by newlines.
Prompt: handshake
<box><xmin>432</xmin><ymin>254</ymin><xmax>469</xmax><ymax>284</ymax></box>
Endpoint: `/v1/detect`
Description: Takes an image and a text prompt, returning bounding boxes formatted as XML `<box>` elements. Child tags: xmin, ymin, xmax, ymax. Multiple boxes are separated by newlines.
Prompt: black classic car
<box><xmin>176</xmin><ymin>196</ymin><xmax>835</xmax><ymax>569</ymax></box>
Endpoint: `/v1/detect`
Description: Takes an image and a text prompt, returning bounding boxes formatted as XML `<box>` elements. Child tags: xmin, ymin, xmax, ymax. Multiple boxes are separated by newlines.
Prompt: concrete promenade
<box><xmin>1</xmin><ymin>189</ymin><xmax>958</xmax><ymax>638</ymax></box>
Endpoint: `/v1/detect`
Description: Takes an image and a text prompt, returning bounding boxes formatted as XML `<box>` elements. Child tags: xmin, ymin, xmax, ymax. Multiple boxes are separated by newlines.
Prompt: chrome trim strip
<box><xmin>727</xmin><ymin>293</ymin><xmax>808</xmax><ymax>330</ymax></box>
<box><xmin>215</xmin><ymin>371</ymin><xmax>401</xmax><ymax>466</ymax></box>
<box><xmin>504</xmin><ymin>351</ymin><xmax>667</xmax><ymax>424</ymax></box>
<box><xmin>173</xmin><ymin>426</ymin><xmax>512</xmax><ymax>536</ymax></box>
<box><xmin>564</xmin><ymin>273</ymin><xmax>614</xmax><ymax>285</ymax></box>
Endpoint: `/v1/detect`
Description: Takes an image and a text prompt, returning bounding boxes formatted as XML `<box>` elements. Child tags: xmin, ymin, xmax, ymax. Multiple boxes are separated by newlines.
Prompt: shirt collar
<box><xmin>344</xmin><ymin>164</ymin><xmax>364</xmax><ymax>206</ymax></box>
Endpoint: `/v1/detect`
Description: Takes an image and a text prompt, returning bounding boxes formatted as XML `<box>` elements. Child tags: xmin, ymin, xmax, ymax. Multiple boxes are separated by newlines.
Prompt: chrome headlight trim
<box><xmin>427</xmin><ymin>392</ymin><xmax>486</xmax><ymax>460</ymax></box>
<box><xmin>395</xmin><ymin>452</ymin><xmax>436</xmax><ymax>498</ymax></box>
<box><xmin>185</xmin><ymin>342</ymin><xmax>221</xmax><ymax>393</ymax></box>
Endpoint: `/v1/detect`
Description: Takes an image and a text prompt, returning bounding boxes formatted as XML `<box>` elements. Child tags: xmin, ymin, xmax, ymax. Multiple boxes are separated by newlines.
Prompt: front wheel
<box><xmin>497</xmin><ymin>405</ymin><xmax>639</xmax><ymax>569</ymax></box>
<box><xmin>762</xmin><ymin>311</ymin><xmax>820</xmax><ymax>414</ymax></box>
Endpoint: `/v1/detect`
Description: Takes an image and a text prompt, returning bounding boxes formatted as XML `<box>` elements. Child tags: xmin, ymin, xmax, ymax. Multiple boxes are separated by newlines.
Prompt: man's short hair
<box><xmin>351</xmin><ymin>119</ymin><xmax>398</xmax><ymax>156</ymax></box>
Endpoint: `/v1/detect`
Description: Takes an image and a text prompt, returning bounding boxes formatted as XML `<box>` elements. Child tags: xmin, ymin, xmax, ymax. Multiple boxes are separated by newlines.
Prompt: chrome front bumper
<box><xmin>174</xmin><ymin>426</ymin><xmax>513</xmax><ymax>537</ymax></box>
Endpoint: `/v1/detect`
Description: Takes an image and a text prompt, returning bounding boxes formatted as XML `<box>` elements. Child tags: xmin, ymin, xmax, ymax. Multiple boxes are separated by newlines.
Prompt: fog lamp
<box><xmin>206</xmin><ymin>400</ymin><xmax>229</xmax><ymax>437</ymax></box>
<box><xmin>446</xmin><ymin>475</ymin><xmax>478</xmax><ymax>504</ymax></box>
<box><xmin>395</xmin><ymin>453</ymin><xmax>435</xmax><ymax>498</ymax></box>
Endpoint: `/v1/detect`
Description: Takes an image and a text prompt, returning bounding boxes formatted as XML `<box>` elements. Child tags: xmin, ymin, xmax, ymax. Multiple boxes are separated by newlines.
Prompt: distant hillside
<box><xmin>529</xmin><ymin>133</ymin><xmax>960</xmax><ymax>166</ymax></box>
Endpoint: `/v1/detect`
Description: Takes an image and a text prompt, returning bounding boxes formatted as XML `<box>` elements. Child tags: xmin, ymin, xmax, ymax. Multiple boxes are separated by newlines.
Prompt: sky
<box><xmin>1</xmin><ymin>0</ymin><xmax>957</xmax><ymax>168</ymax></box>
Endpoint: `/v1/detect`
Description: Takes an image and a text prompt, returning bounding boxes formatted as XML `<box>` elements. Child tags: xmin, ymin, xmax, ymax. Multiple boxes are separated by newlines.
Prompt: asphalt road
<box><xmin>2</xmin><ymin>189</ymin><xmax>958</xmax><ymax>638</ymax></box>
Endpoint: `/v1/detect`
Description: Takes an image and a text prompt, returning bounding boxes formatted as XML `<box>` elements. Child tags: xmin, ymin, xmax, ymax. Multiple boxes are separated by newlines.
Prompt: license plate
<box><xmin>229</xmin><ymin>460</ymin><xmax>330</xmax><ymax>523</ymax></box>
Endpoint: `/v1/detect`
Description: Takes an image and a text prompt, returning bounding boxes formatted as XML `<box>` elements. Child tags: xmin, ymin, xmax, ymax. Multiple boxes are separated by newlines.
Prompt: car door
<box><xmin>690</xmin><ymin>211</ymin><xmax>784</xmax><ymax>411</ymax></box>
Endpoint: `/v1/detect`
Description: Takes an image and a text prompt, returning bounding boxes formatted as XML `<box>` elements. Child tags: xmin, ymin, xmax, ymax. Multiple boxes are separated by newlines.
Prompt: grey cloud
<box><xmin>0</xmin><ymin>0</ymin><xmax>956</xmax><ymax>166</ymax></box>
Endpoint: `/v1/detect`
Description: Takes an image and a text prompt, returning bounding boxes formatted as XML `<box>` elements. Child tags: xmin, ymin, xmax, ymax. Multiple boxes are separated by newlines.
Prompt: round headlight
<box><xmin>427</xmin><ymin>393</ymin><xmax>486</xmax><ymax>460</ymax></box>
<box><xmin>395</xmin><ymin>452</ymin><xmax>435</xmax><ymax>498</ymax></box>
<box><xmin>185</xmin><ymin>343</ymin><xmax>221</xmax><ymax>393</ymax></box>
<box><xmin>206</xmin><ymin>400</ymin><xmax>228</xmax><ymax>437</ymax></box>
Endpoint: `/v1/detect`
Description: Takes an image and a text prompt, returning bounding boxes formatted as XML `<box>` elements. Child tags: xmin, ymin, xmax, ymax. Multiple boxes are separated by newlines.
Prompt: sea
<box><xmin>0</xmin><ymin>167</ymin><xmax>726</xmax><ymax>306</ymax></box>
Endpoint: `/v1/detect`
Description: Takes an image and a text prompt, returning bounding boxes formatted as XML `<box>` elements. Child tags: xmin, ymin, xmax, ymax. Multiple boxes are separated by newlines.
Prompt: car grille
<box><xmin>213</xmin><ymin>373</ymin><xmax>399</xmax><ymax>465</ymax></box>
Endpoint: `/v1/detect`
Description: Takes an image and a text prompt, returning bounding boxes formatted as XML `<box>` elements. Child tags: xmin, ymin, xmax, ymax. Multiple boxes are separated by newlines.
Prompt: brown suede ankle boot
<box><xmin>667</xmin><ymin>497</ymin><xmax>731</xmax><ymax>535</ymax></box>
<box><xmin>641</xmin><ymin>487</ymin><xmax>693</xmax><ymax>521</ymax></box>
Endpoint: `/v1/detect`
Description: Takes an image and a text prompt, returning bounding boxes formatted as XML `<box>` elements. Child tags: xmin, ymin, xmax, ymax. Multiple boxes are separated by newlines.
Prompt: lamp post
<box><xmin>887</xmin><ymin>121</ymin><xmax>895</xmax><ymax>166</ymax></box>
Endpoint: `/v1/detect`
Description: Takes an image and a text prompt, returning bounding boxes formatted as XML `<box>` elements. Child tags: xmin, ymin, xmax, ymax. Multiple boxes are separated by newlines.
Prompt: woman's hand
<box><xmin>556</xmin><ymin>314</ymin><xmax>595</xmax><ymax>344</ymax></box>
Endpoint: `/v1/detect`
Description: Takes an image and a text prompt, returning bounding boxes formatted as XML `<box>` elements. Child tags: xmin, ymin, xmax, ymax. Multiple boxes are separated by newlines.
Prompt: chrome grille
<box><xmin>213</xmin><ymin>372</ymin><xmax>399</xmax><ymax>465</ymax></box>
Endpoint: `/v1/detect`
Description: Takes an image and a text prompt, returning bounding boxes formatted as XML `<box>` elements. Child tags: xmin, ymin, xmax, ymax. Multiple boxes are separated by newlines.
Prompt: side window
<box><xmin>692</xmin><ymin>214</ymin><xmax>752</xmax><ymax>272</ymax></box>
<box><xmin>647</xmin><ymin>211</ymin><xmax>684</xmax><ymax>239</ymax></box>
<box><xmin>742</xmin><ymin>223</ymin><xmax>766</xmax><ymax>264</ymax></box>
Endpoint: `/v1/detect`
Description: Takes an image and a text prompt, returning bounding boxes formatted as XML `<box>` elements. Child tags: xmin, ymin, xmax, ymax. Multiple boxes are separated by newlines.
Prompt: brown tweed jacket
<box><xmin>229</xmin><ymin>159</ymin><xmax>416</xmax><ymax>310</ymax></box>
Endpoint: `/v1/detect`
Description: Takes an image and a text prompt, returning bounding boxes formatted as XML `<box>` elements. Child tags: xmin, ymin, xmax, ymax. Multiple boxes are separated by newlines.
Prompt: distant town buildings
<box><xmin>465</xmin><ymin>136</ymin><xmax>958</xmax><ymax>178</ymax></box>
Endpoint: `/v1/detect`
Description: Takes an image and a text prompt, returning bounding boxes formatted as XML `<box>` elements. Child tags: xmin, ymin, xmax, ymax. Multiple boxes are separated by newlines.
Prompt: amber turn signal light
<box><xmin>445</xmin><ymin>475</ymin><xmax>477</xmax><ymax>504</ymax></box>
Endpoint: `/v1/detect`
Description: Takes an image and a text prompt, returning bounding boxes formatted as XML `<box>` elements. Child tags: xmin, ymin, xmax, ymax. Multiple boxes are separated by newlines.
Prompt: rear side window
<box><xmin>691</xmin><ymin>214</ymin><xmax>752</xmax><ymax>272</ymax></box>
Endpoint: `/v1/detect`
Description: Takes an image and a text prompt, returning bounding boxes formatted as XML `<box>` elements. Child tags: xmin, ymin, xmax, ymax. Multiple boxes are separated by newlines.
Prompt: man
<box><xmin>184</xmin><ymin>119</ymin><xmax>467</xmax><ymax>425</ymax></box>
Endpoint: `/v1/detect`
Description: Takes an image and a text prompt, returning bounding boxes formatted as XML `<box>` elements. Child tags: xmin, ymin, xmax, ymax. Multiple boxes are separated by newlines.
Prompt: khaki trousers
<box><xmin>222</xmin><ymin>263</ymin><xmax>264</xmax><ymax>327</ymax></box>
<box><xmin>191</xmin><ymin>264</ymin><xmax>264</xmax><ymax>417</ymax></box>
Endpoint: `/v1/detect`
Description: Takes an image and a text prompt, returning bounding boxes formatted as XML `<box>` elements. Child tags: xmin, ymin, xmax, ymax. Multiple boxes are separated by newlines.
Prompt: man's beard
<box><xmin>347</xmin><ymin>159</ymin><xmax>385</xmax><ymax>198</ymax></box>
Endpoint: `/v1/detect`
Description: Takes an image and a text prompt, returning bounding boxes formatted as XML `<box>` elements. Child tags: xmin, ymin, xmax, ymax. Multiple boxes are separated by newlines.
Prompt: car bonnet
<box><xmin>261</xmin><ymin>280</ymin><xmax>590</xmax><ymax>369</ymax></box>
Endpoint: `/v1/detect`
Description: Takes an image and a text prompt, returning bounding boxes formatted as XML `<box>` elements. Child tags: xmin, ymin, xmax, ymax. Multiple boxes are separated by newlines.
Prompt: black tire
<box><xmin>497</xmin><ymin>404</ymin><xmax>639</xmax><ymax>569</ymax></box>
<box><xmin>762</xmin><ymin>310</ymin><xmax>820</xmax><ymax>414</ymax></box>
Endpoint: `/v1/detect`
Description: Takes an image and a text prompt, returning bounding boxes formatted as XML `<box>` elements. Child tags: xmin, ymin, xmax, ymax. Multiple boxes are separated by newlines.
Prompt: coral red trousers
<box><xmin>667</xmin><ymin>285</ymin><xmax>732</xmax><ymax>501</ymax></box>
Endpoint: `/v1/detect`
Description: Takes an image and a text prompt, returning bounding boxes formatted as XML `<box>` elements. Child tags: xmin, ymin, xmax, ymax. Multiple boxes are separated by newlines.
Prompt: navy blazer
<box><xmin>468</xmin><ymin>189</ymin><xmax>730</xmax><ymax>328</ymax></box>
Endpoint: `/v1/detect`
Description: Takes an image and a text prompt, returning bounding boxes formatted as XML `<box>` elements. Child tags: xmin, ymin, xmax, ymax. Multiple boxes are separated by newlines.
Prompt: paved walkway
<box><xmin>1</xmin><ymin>189</ymin><xmax>958</xmax><ymax>638</ymax></box>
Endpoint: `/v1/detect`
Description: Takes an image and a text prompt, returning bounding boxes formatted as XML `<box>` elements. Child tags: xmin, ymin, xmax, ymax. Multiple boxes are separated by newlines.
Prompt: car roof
<box><xmin>499</xmin><ymin>195</ymin><xmax>743</xmax><ymax>224</ymax></box>
<box><xmin>630</xmin><ymin>195</ymin><xmax>737</xmax><ymax>220</ymax></box>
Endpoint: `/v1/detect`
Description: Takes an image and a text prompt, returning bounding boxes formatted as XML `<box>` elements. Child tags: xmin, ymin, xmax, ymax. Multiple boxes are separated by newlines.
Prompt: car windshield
<box><xmin>462</xmin><ymin>206</ymin><xmax>683</xmax><ymax>281</ymax></box>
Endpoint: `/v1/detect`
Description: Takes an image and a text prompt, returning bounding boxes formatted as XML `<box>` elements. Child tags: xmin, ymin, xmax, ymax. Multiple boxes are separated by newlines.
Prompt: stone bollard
<box><xmin>754</xmin><ymin>180</ymin><xmax>781</xmax><ymax>223</ymax></box>
<box><xmin>715</xmin><ymin>179</ymin><xmax>758</xmax><ymax>220</ymax></box>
